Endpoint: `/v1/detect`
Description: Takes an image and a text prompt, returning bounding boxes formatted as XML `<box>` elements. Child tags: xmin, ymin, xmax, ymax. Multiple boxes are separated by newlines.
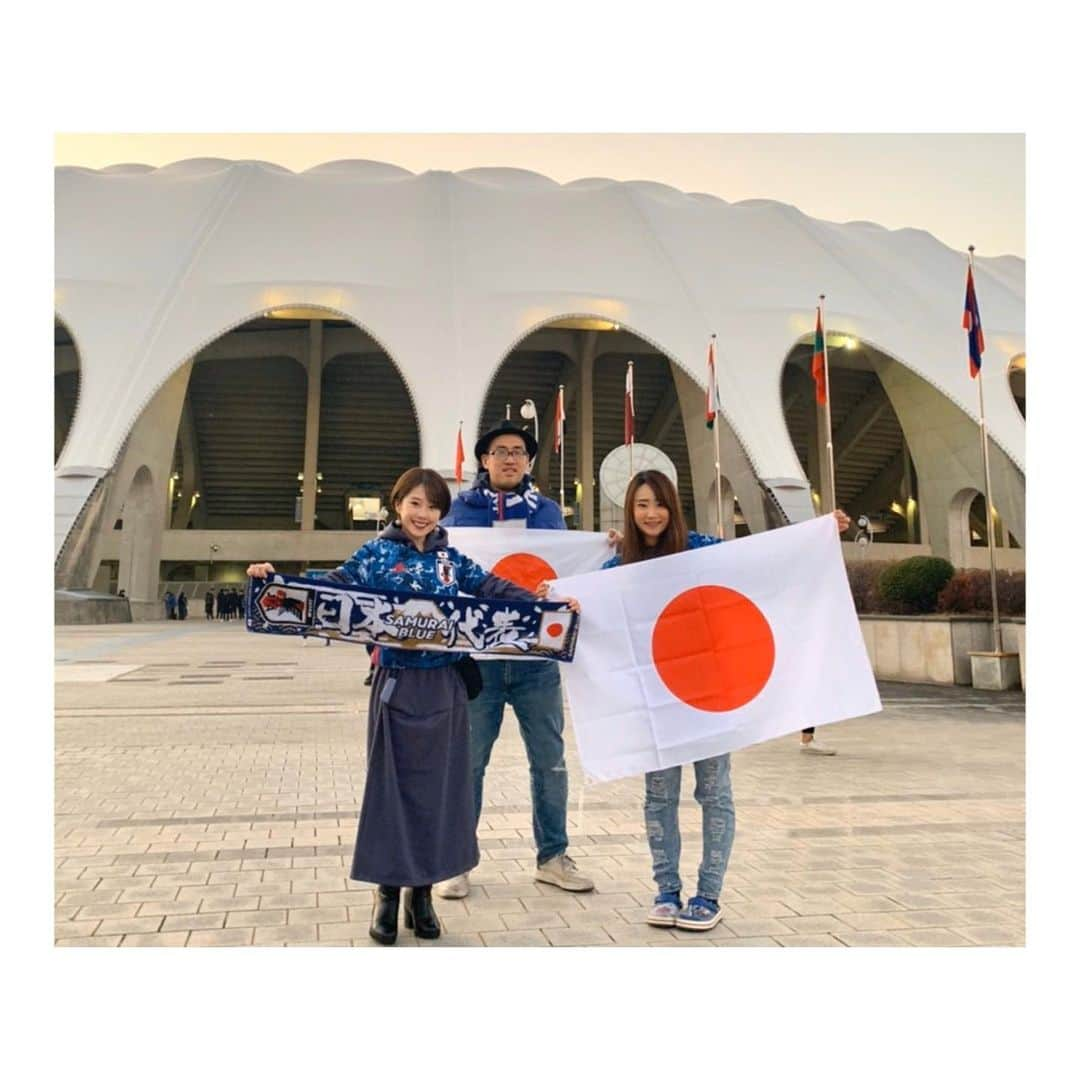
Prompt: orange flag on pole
<box><xmin>454</xmin><ymin>423</ymin><xmax>465</xmax><ymax>484</ymax></box>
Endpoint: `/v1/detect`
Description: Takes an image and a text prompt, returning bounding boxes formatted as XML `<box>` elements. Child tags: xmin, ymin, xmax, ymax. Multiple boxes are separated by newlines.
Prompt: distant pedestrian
<box><xmin>177</xmin><ymin>590</ymin><xmax>188</xmax><ymax>621</ymax></box>
<box><xmin>205</xmin><ymin>590</ymin><xmax>215</xmax><ymax>620</ymax></box>
<box><xmin>164</xmin><ymin>590</ymin><xmax>176</xmax><ymax>620</ymax></box>
<box><xmin>799</xmin><ymin>727</ymin><xmax>836</xmax><ymax>755</ymax></box>
<box><xmin>216</xmin><ymin>590</ymin><xmax>227</xmax><ymax>620</ymax></box>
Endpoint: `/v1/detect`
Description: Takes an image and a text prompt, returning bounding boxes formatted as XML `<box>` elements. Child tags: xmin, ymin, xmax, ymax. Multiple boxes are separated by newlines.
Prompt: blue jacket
<box><xmin>324</xmin><ymin>524</ymin><xmax>534</xmax><ymax>669</ymax></box>
<box><xmin>601</xmin><ymin>530</ymin><xmax>723</xmax><ymax>569</ymax></box>
<box><xmin>442</xmin><ymin>471</ymin><xmax>565</xmax><ymax>530</ymax></box>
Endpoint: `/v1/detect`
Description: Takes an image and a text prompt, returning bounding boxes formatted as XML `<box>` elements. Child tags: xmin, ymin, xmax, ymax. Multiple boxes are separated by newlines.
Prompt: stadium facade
<box><xmin>54</xmin><ymin>158</ymin><xmax>1025</xmax><ymax>618</ymax></box>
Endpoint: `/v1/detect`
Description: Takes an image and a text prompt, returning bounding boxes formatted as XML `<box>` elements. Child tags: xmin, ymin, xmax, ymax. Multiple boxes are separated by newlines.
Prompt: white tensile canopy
<box><xmin>54</xmin><ymin>158</ymin><xmax>1025</xmax><ymax>556</ymax></box>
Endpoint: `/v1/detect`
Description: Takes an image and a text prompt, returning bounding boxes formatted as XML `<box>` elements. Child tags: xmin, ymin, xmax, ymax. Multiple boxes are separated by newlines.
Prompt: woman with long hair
<box><xmin>603</xmin><ymin>470</ymin><xmax>847</xmax><ymax>931</ymax></box>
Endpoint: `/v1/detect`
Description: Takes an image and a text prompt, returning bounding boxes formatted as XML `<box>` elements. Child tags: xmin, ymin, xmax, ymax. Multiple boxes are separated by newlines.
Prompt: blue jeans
<box><xmin>644</xmin><ymin>755</ymin><xmax>735</xmax><ymax>901</ymax></box>
<box><xmin>469</xmin><ymin>659</ymin><xmax>568</xmax><ymax>865</ymax></box>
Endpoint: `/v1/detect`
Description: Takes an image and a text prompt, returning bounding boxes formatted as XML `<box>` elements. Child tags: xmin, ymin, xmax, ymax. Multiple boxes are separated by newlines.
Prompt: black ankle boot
<box><xmin>370</xmin><ymin>885</ymin><xmax>400</xmax><ymax>945</ymax></box>
<box><xmin>403</xmin><ymin>885</ymin><xmax>441</xmax><ymax>939</ymax></box>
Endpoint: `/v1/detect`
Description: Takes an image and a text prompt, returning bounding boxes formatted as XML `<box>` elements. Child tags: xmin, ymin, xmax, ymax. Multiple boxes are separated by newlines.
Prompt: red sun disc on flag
<box><xmin>491</xmin><ymin>553</ymin><xmax>557</xmax><ymax>593</ymax></box>
<box><xmin>651</xmin><ymin>585</ymin><xmax>775</xmax><ymax>712</ymax></box>
<box><xmin>545</xmin><ymin>622</ymin><xmax>564</xmax><ymax>638</ymax></box>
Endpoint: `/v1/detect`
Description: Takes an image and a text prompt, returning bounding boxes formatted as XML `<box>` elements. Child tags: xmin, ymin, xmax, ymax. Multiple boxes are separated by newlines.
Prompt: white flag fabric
<box><xmin>552</xmin><ymin>515</ymin><xmax>881</xmax><ymax>781</ymax></box>
<box><xmin>445</xmin><ymin>528</ymin><xmax>612</xmax><ymax>593</ymax></box>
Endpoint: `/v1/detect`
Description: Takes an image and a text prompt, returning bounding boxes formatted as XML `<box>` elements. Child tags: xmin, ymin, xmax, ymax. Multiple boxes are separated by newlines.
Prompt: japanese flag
<box><xmin>552</xmin><ymin>515</ymin><xmax>881</xmax><ymax>781</ymax></box>
<box><xmin>446</xmin><ymin>528</ymin><xmax>612</xmax><ymax>593</ymax></box>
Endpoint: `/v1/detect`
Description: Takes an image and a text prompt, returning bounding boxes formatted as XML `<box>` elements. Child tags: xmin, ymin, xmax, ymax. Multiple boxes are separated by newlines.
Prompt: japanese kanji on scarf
<box><xmin>246</xmin><ymin>573</ymin><xmax>580</xmax><ymax>661</ymax></box>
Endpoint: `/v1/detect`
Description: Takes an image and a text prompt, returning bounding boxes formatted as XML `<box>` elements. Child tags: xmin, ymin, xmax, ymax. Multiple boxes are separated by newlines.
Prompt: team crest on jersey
<box><xmin>435</xmin><ymin>551</ymin><xmax>457</xmax><ymax>587</ymax></box>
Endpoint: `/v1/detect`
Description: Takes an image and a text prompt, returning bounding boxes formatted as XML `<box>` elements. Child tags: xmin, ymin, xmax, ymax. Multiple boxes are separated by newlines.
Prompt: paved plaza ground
<box><xmin>55</xmin><ymin>618</ymin><xmax>1025</xmax><ymax>947</ymax></box>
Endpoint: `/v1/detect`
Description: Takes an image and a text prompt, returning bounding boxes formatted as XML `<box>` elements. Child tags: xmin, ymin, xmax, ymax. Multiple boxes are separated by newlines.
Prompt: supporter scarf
<box><xmin>245</xmin><ymin>573</ymin><xmax>579</xmax><ymax>661</ymax></box>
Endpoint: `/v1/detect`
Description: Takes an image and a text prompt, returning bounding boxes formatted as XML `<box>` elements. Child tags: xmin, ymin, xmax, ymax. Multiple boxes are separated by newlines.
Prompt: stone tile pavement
<box><xmin>55</xmin><ymin>620</ymin><xmax>1025</xmax><ymax>947</ymax></box>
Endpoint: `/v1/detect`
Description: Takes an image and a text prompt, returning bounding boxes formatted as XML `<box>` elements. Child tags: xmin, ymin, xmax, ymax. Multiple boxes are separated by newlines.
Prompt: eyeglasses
<box><xmin>487</xmin><ymin>448</ymin><xmax>528</xmax><ymax>461</ymax></box>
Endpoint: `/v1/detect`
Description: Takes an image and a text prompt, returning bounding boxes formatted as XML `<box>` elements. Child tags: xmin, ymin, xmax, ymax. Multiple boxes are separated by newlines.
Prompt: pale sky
<box><xmin>54</xmin><ymin>133</ymin><xmax>1024</xmax><ymax>258</ymax></box>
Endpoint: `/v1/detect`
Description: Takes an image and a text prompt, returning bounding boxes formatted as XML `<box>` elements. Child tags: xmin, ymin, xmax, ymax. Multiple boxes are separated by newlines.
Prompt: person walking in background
<box><xmin>177</xmin><ymin>590</ymin><xmax>188</xmax><ymax>621</ymax></box>
<box><xmin>164</xmin><ymin>590</ymin><xmax>176</xmax><ymax>620</ymax></box>
<box><xmin>799</xmin><ymin>727</ymin><xmax>836</xmax><ymax>755</ymax></box>
<box><xmin>205</xmin><ymin>589</ymin><xmax>215</xmax><ymax>620</ymax></box>
<box><xmin>436</xmin><ymin>419</ymin><xmax>594</xmax><ymax>901</ymax></box>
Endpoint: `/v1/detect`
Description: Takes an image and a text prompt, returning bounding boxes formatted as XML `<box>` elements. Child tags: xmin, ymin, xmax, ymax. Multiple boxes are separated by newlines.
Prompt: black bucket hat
<box><xmin>474</xmin><ymin>419</ymin><xmax>538</xmax><ymax>463</ymax></box>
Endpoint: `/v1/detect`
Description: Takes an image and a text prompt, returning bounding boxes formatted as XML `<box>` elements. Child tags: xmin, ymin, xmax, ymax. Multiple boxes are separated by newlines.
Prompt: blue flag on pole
<box><xmin>964</xmin><ymin>265</ymin><xmax>985</xmax><ymax>378</ymax></box>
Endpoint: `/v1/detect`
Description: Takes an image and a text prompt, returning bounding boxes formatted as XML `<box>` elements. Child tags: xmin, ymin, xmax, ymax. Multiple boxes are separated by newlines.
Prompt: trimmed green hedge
<box><xmin>877</xmin><ymin>557</ymin><xmax>955</xmax><ymax>614</ymax></box>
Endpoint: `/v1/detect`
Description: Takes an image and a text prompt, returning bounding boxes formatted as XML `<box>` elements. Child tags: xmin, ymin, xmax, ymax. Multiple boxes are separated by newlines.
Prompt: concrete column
<box><xmin>575</xmin><ymin>331</ymin><xmax>597</xmax><ymax>530</ymax></box>
<box><xmin>79</xmin><ymin>360</ymin><xmax>193</xmax><ymax>600</ymax></box>
<box><xmin>301</xmin><ymin>320</ymin><xmax>323</xmax><ymax>531</ymax></box>
<box><xmin>873</xmin><ymin>351</ymin><xmax>1025</xmax><ymax>558</ymax></box>
<box><xmin>55</xmin><ymin>392</ymin><xmax>71</xmax><ymax>463</ymax></box>
<box><xmin>902</xmin><ymin>444</ymin><xmax>916</xmax><ymax>544</ymax></box>
<box><xmin>172</xmin><ymin>399</ymin><xmax>202</xmax><ymax>530</ymax></box>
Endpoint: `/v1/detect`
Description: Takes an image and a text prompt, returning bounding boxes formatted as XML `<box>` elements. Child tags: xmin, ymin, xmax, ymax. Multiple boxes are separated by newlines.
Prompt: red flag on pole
<box><xmin>811</xmin><ymin>305</ymin><xmax>828</xmax><ymax>406</ymax></box>
<box><xmin>454</xmin><ymin>423</ymin><xmax>465</xmax><ymax>483</ymax></box>
<box><xmin>624</xmin><ymin>362</ymin><xmax>635</xmax><ymax>445</ymax></box>
<box><xmin>554</xmin><ymin>386</ymin><xmax>565</xmax><ymax>453</ymax></box>
<box><xmin>705</xmin><ymin>338</ymin><xmax>717</xmax><ymax>429</ymax></box>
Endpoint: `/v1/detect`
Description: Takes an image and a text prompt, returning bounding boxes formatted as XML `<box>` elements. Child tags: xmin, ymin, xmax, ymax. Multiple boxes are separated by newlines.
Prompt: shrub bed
<box><xmin>937</xmin><ymin>569</ymin><xmax>1026</xmax><ymax>616</ymax></box>
<box><xmin>846</xmin><ymin>558</ymin><xmax>1025</xmax><ymax>617</ymax></box>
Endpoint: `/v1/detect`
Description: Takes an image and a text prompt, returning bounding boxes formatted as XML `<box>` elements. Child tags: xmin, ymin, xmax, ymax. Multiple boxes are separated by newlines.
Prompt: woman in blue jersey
<box><xmin>248</xmin><ymin>467</ymin><xmax>579</xmax><ymax>945</ymax></box>
<box><xmin>600</xmin><ymin>470</ymin><xmax>735</xmax><ymax>931</ymax></box>
<box><xmin>602</xmin><ymin>470</ymin><xmax>847</xmax><ymax>932</ymax></box>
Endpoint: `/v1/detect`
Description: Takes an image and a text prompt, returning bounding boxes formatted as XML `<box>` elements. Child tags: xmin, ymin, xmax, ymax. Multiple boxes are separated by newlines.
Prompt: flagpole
<box><xmin>627</xmin><ymin>360</ymin><xmax>634</xmax><ymax>475</ymax></box>
<box><xmin>969</xmin><ymin>247</ymin><xmax>1004</xmax><ymax>653</ymax></box>
<box><xmin>820</xmin><ymin>294</ymin><xmax>837</xmax><ymax>514</ymax></box>
<box><xmin>558</xmin><ymin>383</ymin><xmax>566</xmax><ymax>519</ymax></box>
<box><xmin>710</xmin><ymin>334</ymin><xmax>724</xmax><ymax>538</ymax></box>
<box><xmin>456</xmin><ymin>419</ymin><xmax>464</xmax><ymax>495</ymax></box>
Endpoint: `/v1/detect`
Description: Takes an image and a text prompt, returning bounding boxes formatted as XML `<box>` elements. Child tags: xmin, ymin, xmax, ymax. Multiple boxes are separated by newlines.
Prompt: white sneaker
<box><xmin>434</xmin><ymin>873</ymin><xmax>470</xmax><ymax>899</ymax></box>
<box><xmin>801</xmin><ymin>740</ymin><xmax>837</xmax><ymax>756</ymax></box>
<box><xmin>534</xmin><ymin>854</ymin><xmax>595</xmax><ymax>892</ymax></box>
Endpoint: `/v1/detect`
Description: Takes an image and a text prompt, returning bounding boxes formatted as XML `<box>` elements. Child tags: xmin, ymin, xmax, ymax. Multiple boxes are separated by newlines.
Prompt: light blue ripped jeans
<box><xmin>644</xmin><ymin>754</ymin><xmax>735</xmax><ymax>901</ymax></box>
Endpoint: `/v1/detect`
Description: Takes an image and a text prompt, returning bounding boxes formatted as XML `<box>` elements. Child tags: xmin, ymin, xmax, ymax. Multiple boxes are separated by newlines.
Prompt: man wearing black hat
<box><xmin>435</xmin><ymin>420</ymin><xmax>594</xmax><ymax>899</ymax></box>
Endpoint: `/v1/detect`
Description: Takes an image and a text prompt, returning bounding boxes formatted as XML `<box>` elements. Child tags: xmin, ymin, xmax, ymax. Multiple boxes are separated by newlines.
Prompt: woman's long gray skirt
<box><xmin>349</xmin><ymin>664</ymin><xmax>480</xmax><ymax>887</ymax></box>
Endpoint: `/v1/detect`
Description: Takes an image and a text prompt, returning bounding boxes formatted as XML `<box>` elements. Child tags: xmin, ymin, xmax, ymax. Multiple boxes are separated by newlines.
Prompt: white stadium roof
<box><xmin>55</xmin><ymin>157</ymin><xmax>1025</xmax><ymax>504</ymax></box>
